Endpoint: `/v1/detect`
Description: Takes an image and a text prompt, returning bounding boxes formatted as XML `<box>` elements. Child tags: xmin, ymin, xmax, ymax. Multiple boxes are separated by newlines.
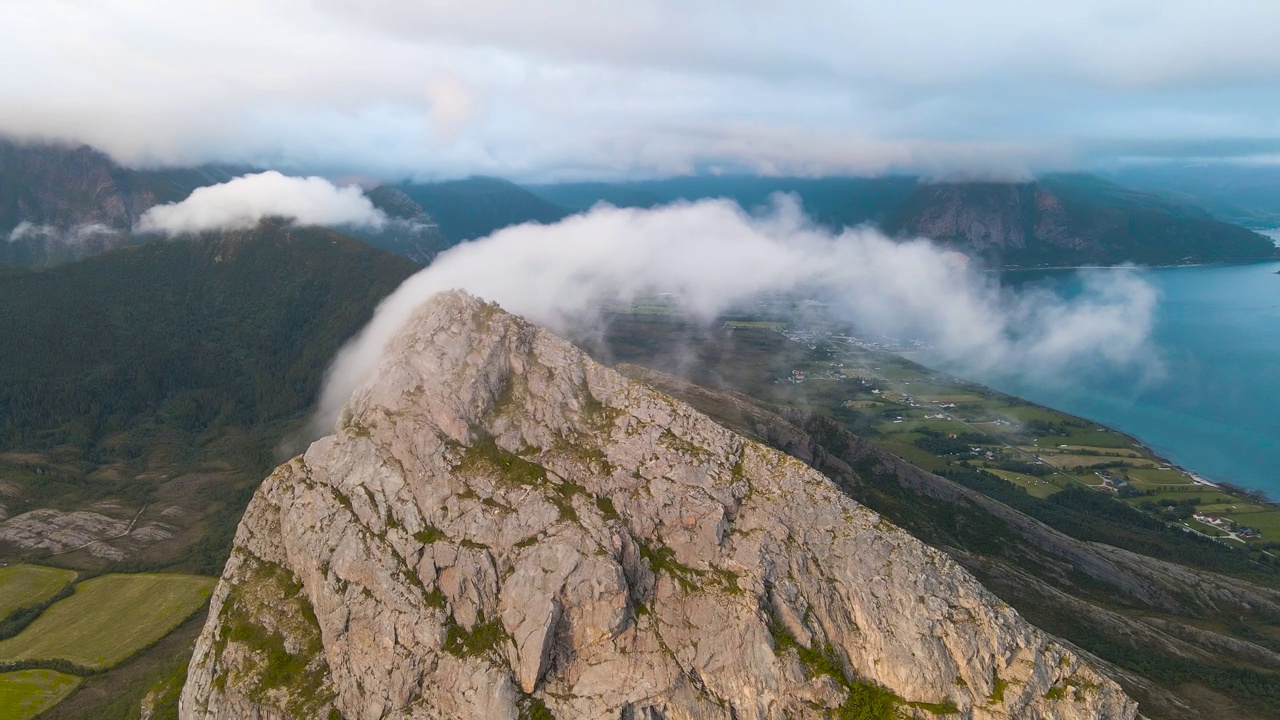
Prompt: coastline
<box><xmin>995</xmin><ymin>258</ymin><xmax>1280</xmax><ymax>273</ymax></box>
<box><xmin>980</xmin><ymin>260</ymin><xmax>1280</xmax><ymax>507</ymax></box>
<box><xmin>953</xmin><ymin>374</ymin><xmax>1279</xmax><ymax>538</ymax></box>
<box><xmin>871</xmin><ymin>347</ymin><xmax>1280</xmax><ymax>545</ymax></box>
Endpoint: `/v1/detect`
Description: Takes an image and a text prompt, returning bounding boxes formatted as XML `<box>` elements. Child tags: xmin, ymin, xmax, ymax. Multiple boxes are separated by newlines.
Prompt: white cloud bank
<box><xmin>135</xmin><ymin>171</ymin><xmax>387</xmax><ymax>235</ymax></box>
<box><xmin>2</xmin><ymin>2</ymin><xmax>1279</xmax><ymax>178</ymax></box>
<box><xmin>312</xmin><ymin>197</ymin><xmax>1158</xmax><ymax>432</ymax></box>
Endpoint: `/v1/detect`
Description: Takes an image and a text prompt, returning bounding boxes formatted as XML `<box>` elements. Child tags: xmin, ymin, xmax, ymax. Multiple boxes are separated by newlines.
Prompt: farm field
<box><xmin>0</xmin><ymin>573</ymin><xmax>214</xmax><ymax>670</ymax></box>
<box><xmin>0</xmin><ymin>565</ymin><xmax>77</xmax><ymax>621</ymax></box>
<box><xmin>1221</xmin><ymin>508</ymin><xmax>1280</xmax><ymax>540</ymax></box>
<box><xmin>0</xmin><ymin>669</ymin><xmax>80</xmax><ymax>720</ymax></box>
<box><xmin>986</xmin><ymin>468</ymin><xmax>1063</xmax><ymax>499</ymax></box>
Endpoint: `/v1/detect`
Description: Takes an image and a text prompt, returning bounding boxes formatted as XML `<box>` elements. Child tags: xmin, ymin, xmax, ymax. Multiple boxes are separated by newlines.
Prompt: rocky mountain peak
<box><xmin>180</xmin><ymin>290</ymin><xmax>1137</xmax><ymax>719</ymax></box>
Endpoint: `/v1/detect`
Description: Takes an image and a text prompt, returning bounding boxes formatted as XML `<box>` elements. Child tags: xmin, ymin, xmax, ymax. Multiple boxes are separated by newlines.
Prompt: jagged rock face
<box><xmin>0</xmin><ymin>141</ymin><xmax>155</xmax><ymax>230</ymax></box>
<box><xmin>181</xmin><ymin>291</ymin><xmax>1137</xmax><ymax>720</ymax></box>
<box><xmin>895</xmin><ymin>184</ymin><xmax>1032</xmax><ymax>253</ymax></box>
<box><xmin>358</xmin><ymin>187</ymin><xmax>453</xmax><ymax>264</ymax></box>
<box><xmin>0</xmin><ymin>140</ymin><xmax>155</xmax><ymax>265</ymax></box>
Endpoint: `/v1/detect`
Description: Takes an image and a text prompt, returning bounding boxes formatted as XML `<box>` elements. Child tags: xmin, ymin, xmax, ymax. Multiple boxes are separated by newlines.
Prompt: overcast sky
<box><xmin>2</xmin><ymin>1</ymin><xmax>1279</xmax><ymax>181</ymax></box>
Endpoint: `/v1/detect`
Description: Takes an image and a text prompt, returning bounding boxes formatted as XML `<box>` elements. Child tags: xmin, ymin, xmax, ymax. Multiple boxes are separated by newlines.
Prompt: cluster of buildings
<box><xmin>1193</xmin><ymin>513</ymin><xmax>1263</xmax><ymax>539</ymax></box>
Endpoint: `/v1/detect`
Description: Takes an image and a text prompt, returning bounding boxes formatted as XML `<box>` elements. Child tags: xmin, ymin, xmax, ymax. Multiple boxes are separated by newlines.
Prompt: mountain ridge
<box><xmin>530</xmin><ymin>174</ymin><xmax>1279</xmax><ymax>266</ymax></box>
<box><xmin>4</xmin><ymin>139</ymin><xmax>1273</xmax><ymax>270</ymax></box>
<box><xmin>181</xmin><ymin>290</ymin><xmax>1136</xmax><ymax>719</ymax></box>
<box><xmin>380</xmin><ymin>177</ymin><xmax>570</xmax><ymax>244</ymax></box>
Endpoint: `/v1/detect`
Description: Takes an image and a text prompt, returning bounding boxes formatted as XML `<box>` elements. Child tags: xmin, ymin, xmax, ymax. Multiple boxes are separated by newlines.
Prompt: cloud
<box><xmin>8</xmin><ymin>221</ymin><xmax>119</xmax><ymax>244</ymax></box>
<box><xmin>70</xmin><ymin>223</ymin><xmax>120</xmax><ymax>242</ymax></box>
<box><xmin>0</xmin><ymin>2</ymin><xmax>1278</xmax><ymax>179</ymax></box>
<box><xmin>135</xmin><ymin>171</ymin><xmax>387</xmax><ymax>235</ymax></box>
<box><xmin>424</xmin><ymin>73</ymin><xmax>479</xmax><ymax>142</ymax></box>
<box><xmin>311</xmin><ymin>197</ymin><xmax>1158</xmax><ymax>432</ymax></box>
<box><xmin>7</xmin><ymin>222</ymin><xmax>57</xmax><ymax>243</ymax></box>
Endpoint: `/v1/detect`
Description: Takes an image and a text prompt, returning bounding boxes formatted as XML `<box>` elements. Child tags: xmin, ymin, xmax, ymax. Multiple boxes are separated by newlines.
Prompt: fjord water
<box><xmin>950</xmin><ymin>262</ymin><xmax>1280</xmax><ymax>498</ymax></box>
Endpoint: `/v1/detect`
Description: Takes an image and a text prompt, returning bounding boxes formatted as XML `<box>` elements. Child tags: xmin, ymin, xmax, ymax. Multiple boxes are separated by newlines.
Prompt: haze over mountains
<box><xmin>528</xmin><ymin>173</ymin><xmax>1279</xmax><ymax>267</ymax></box>
<box><xmin>3</xmin><ymin>139</ymin><xmax>1276</xmax><ymax>271</ymax></box>
<box><xmin>1106</xmin><ymin>164</ymin><xmax>1280</xmax><ymax>229</ymax></box>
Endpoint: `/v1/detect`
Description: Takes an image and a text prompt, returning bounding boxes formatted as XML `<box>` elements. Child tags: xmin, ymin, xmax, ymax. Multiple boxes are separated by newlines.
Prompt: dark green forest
<box><xmin>0</xmin><ymin>222</ymin><xmax>417</xmax><ymax>454</ymax></box>
<box><xmin>0</xmin><ymin>223</ymin><xmax>418</xmax><ymax>575</ymax></box>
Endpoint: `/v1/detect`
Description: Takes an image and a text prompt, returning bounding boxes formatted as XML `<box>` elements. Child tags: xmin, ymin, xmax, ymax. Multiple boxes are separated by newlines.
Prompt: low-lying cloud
<box><xmin>135</xmin><ymin>171</ymin><xmax>387</xmax><ymax>235</ymax></box>
<box><xmin>7</xmin><ymin>221</ymin><xmax>120</xmax><ymax>244</ymax></box>
<box><xmin>313</xmin><ymin>196</ymin><xmax>1158</xmax><ymax>433</ymax></box>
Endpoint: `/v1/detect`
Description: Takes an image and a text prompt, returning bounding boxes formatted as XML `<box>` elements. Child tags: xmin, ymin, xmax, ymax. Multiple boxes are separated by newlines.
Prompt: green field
<box><xmin>1039</xmin><ymin>452</ymin><xmax>1157</xmax><ymax>470</ymax></box>
<box><xmin>1221</xmin><ymin>509</ymin><xmax>1280</xmax><ymax>539</ymax></box>
<box><xmin>912</xmin><ymin>392</ymin><xmax>985</xmax><ymax>404</ymax></box>
<box><xmin>1134</xmin><ymin>489</ymin><xmax>1241</xmax><ymax>506</ymax></box>
<box><xmin>0</xmin><ymin>566</ymin><xmax>77</xmax><ymax>621</ymax></box>
<box><xmin>1057</xmin><ymin>430</ymin><xmax>1134</xmax><ymax>449</ymax></box>
<box><xmin>0</xmin><ymin>669</ymin><xmax>81</xmax><ymax>720</ymax></box>
<box><xmin>0</xmin><ymin>574</ymin><xmax>214</xmax><ymax>670</ymax></box>
<box><xmin>986</xmin><ymin>469</ymin><xmax>1063</xmax><ymax>499</ymax></box>
<box><xmin>1124</xmin><ymin>467</ymin><xmax>1196</xmax><ymax>488</ymax></box>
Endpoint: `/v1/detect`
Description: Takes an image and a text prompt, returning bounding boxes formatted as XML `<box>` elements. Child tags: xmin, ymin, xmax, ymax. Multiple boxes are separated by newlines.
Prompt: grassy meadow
<box><xmin>0</xmin><ymin>574</ymin><xmax>214</xmax><ymax>671</ymax></box>
<box><xmin>0</xmin><ymin>566</ymin><xmax>77</xmax><ymax>622</ymax></box>
<box><xmin>0</xmin><ymin>669</ymin><xmax>81</xmax><ymax>720</ymax></box>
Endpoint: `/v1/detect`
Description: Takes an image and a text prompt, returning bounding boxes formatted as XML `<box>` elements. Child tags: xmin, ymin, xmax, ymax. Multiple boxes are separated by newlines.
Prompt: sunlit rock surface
<box><xmin>181</xmin><ymin>290</ymin><xmax>1136</xmax><ymax>720</ymax></box>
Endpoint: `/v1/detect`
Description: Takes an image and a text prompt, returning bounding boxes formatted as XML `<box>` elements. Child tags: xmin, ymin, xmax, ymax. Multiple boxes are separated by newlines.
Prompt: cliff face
<box><xmin>359</xmin><ymin>186</ymin><xmax>454</xmax><ymax>264</ymax></box>
<box><xmin>180</xmin><ymin>291</ymin><xmax>1137</xmax><ymax>720</ymax></box>
<box><xmin>0</xmin><ymin>140</ymin><xmax>158</xmax><ymax>265</ymax></box>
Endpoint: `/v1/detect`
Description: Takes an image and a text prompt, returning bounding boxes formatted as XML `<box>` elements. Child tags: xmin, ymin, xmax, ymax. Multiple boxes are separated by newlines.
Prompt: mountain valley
<box><xmin>1</xmin><ymin>141</ymin><xmax>1279</xmax><ymax>720</ymax></box>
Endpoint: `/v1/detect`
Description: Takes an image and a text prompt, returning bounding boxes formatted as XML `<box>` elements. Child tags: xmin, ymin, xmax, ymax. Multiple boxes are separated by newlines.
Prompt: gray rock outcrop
<box><xmin>0</xmin><ymin>507</ymin><xmax>176</xmax><ymax>561</ymax></box>
<box><xmin>180</xmin><ymin>290</ymin><xmax>1137</xmax><ymax>719</ymax></box>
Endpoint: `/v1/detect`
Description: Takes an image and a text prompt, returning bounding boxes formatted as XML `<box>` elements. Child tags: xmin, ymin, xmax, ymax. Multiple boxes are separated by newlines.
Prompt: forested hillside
<box><xmin>0</xmin><ymin>223</ymin><xmax>418</xmax><ymax>574</ymax></box>
<box><xmin>0</xmin><ymin>223</ymin><xmax>417</xmax><ymax>454</ymax></box>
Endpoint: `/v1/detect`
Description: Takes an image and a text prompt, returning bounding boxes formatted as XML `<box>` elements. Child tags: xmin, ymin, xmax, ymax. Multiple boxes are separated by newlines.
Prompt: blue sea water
<box><xmin>937</xmin><ymin>261</ymin><xmax>1280</xmax><ymax>499</ymax></box>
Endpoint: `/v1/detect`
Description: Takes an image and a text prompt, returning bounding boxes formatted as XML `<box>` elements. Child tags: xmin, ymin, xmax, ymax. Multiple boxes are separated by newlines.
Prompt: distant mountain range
<box><xmin>886</xmin><ymin>174</ymin><xmax>1277</xmax><ymax>266</ymax></box>
<box><xmin>1106</xmin><ymin>163</ymin><xmax>1280</xmax><ymax>229</ymax></box>
<box><xmin>2</xmin><ymin>139</ymin><xmax>1277</xmax><ymax>269</ymax></box>
<box><xmin>529</xmin><ymin>173</ymin><xmax>1280</xmax><ymax>266</ymax></box>
<box><xmin>377</xmin><ymin>176</ymin><xmax>569</xmax><ymax>242</ymax></box>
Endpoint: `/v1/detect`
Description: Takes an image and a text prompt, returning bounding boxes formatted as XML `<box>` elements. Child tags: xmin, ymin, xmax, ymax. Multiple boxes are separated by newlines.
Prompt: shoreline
<box><xmin>889</xmin><ymin>351</ymin><xmax>1278</xmax><ymax>524</ymax></box>
<box><xmin>970</xmin><ymin>376</ymin><xmax>1275</xmax><ymax>505</ymax></box>
<box><xmin>993</xmin><ymin>258</ymin><xmax>1280</xmax><ymax>273</ymax></box>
